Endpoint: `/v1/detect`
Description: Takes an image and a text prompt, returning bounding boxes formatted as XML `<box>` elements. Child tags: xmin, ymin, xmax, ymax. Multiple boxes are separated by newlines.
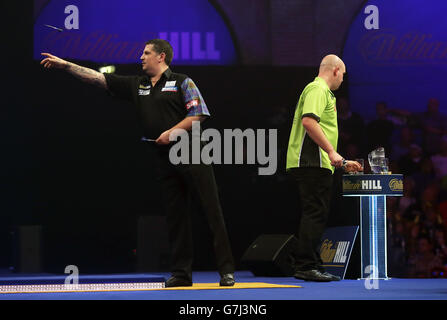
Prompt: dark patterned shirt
<box><xmin>104</xmin><ymin>68</ymin><xmax>210</xmax><ymax>139</ymax></box>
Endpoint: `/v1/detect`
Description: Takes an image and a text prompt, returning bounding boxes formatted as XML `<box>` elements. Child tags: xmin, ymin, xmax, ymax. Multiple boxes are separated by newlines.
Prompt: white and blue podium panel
<box><xmin>342</xmin><ymin>174</ymin><xmax>403</xmax><ymax>279</ymax></box>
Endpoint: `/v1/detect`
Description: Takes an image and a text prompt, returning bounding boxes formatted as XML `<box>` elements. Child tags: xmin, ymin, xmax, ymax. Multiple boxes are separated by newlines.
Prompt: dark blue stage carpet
<box><xmin>0</xmin><ymin>271</ymin><xmax>446</xmax><ymax>300</ymax></box>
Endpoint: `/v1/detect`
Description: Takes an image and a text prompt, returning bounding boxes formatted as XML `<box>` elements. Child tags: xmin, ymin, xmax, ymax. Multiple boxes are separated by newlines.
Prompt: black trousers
<box><xmin>289</xmin><ymin>167</ymin><xmax>333</xmax><ymax>271</ymax></box>
<box><xmin>147</xmin><ymin>143</ymin><xmax>234</xmax><ymax>280</ymax></box>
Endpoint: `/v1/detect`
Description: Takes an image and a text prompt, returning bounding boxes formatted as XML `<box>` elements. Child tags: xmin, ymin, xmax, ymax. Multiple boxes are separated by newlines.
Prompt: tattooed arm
<box><xmin>40</xmin><ymin>52</ymin><xmax>107</xmax><ymax>90</ymax></box>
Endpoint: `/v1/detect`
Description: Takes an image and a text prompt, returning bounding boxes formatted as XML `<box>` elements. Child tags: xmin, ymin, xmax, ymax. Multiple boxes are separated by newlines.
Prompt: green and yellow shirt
<box><xmin>286</xmin><ymin>77</ymin><xmax>338</xmax><ymax>173</ymax></box>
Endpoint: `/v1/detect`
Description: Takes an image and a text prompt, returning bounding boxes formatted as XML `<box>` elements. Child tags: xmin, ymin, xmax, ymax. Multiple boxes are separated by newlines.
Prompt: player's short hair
<box><xmin>145</xmin><ymin>39</ymin><xmax>173</xmax><ymax>65</ymax></box>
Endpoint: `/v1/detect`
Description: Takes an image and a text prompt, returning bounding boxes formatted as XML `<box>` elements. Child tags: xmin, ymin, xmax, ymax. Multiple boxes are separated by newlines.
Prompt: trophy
<box><xmin>368</xmin><ymin>147</ymin><xmax>389</xmax><ymax>174</ymax></box>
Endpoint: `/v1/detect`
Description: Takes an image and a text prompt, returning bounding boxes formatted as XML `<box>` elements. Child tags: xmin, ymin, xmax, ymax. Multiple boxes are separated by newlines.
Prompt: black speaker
<box><xmin>241</xmin><ymin>234</ymin><xmax>298</xmax><ymax>276</ymax></box>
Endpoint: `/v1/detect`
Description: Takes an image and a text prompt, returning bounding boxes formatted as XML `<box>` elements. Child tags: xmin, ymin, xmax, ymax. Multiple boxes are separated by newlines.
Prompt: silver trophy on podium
<box><xmin>368</xmin><ymin>147</ymin><xmax>389</xmax><ymax>174</ymax></box>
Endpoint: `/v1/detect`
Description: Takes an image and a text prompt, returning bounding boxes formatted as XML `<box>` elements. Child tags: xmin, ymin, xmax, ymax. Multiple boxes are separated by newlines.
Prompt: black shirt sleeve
<box><xmin>104</xmin><ymin>73</ymin><xmax>137</xmax><ymax>103</ymax></box>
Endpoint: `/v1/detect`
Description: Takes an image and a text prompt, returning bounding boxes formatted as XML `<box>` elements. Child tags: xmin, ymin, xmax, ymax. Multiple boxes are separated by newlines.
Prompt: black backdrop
<box><xmin>1</xmin><ymin>2</ymin><xmax>359</xmax><ymax>274</ymax></box>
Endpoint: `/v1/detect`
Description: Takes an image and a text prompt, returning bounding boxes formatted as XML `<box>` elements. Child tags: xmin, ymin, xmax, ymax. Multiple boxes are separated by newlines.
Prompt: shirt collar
<box><xmin>315</xmin><ymin>77</ymin><xmax>329</xmax><ymax>90</ymax></box>
<box><xmin>162</xmin><ymin>68</ymin><xmax>172</xmax><ymax>79</ymax></box>
<box><xmin>315</xmin><ymin>77</ymin><xmax>335</xmax><ymax>99</ymax></box>
<box><xmin>143</xmin><ymin>68</ymin><xmax>172</xmax><ymax>87</ymax></box>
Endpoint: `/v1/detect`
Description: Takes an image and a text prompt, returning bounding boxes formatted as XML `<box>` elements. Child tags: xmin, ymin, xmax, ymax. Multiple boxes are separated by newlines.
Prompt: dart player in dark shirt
<box><xmin>40</xmin><ymin>39</ymin><xmax>236</xmax><ymax>287</ymax></box>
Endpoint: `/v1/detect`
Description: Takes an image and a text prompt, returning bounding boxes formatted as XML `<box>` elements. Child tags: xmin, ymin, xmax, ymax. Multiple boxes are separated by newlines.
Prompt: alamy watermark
<box><xmin>363</xmin><ymin>265</ymin><xmax>380</xmax><ymax>290</ymax></box>
<box><xmin>64</xmin><ymin>264</ymin><xmax>79</xmax><ymax>289</ymax></box>
<box><xmin>364</xmin><ymin>5</ymin><xmax>379</xmax><ymax>30</ymax></box>
<box><xmin>167</xmin><ymin>121</ymin><xmax>278</xmax><ymax>176</ymax></box>
<box><xmin>65</xmin><ymin>5</ymin><xmax>79</xmax><ymax>30</ymax></box>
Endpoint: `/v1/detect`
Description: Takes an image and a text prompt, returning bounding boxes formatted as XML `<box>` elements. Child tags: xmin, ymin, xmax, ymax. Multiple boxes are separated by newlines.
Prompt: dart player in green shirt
<box><xmin>287</xmin><ymin>55</ymin><xmax>362</xmax><ymax>282</ymax></box>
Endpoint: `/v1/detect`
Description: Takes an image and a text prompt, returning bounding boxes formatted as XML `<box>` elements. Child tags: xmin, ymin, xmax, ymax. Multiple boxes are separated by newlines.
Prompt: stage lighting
<box><xmin>98</xmin><ymin>65</ymin><xmax>116</xmax><ymax>74</ymax></box>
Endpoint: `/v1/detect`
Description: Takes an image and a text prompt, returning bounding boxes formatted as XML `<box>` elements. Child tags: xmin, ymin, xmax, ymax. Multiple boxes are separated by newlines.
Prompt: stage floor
<box><xmin>0</xmin><ymin>271</ymin><xmax>446</xmax><ymax>300</ymax></box>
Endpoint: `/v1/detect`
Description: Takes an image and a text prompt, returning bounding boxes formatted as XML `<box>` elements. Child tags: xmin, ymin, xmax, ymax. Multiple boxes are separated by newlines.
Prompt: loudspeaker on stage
<box><xmin>241</xmin><ymin>234</ymin><xmax>298</xmax><ymax>276</ymax></box>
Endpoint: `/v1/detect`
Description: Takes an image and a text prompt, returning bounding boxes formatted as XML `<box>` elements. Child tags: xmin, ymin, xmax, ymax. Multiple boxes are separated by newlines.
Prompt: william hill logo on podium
<box><xmin>389</xmin><ymin>178</ymin><xmax>403</xmax><ymax>191</ymax></box>
<box><xmin>343</xmin><ymin>179</ymin><xmax>382</xmax><ymax>191</ymax></box>
<box><xmin>342</xmin><ymin>174</ymin><xmax>403</xmax><ymax>196</ymax></box>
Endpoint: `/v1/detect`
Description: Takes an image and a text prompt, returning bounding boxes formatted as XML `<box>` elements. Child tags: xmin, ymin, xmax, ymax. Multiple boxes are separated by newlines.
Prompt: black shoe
<box><xmin>219</xmin><ymin>273</ymin><xmax>235</xmax><ymax>286</ymax></box>
<box><xmin>165</xmin><ymin>276</ymin><xmax>192</xmax><ymax>287</ymax></box>
<box><xmin>294</xmin><ymin>269</ymin><xmax>334</xmax><ymax>282</ymax></box>
<box><xmin>322</xmin><ymin>272</ymin><xmax>341</xmax><ymax>281</ymax></box>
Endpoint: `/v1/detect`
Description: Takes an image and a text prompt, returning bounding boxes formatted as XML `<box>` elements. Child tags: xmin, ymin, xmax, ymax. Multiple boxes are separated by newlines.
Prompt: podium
<box><xmin>342</xmin><ymin>174</ymin><xmax>403</xmax><ymax>279</ymax></box>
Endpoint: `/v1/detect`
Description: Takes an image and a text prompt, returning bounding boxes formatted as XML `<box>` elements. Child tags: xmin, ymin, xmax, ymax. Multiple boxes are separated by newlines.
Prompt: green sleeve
<box><xmin>301</xmin><ymin>87</ymin><xmax>326</xmax><ymax>122</ymax></box>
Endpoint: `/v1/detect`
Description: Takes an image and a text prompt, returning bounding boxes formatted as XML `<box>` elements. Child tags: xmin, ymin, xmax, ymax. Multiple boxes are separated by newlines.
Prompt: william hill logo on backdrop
<box><xmin>320</xmin><ymin>239</ymin><xmax>351</xmax><ymax>264</ymax></box>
